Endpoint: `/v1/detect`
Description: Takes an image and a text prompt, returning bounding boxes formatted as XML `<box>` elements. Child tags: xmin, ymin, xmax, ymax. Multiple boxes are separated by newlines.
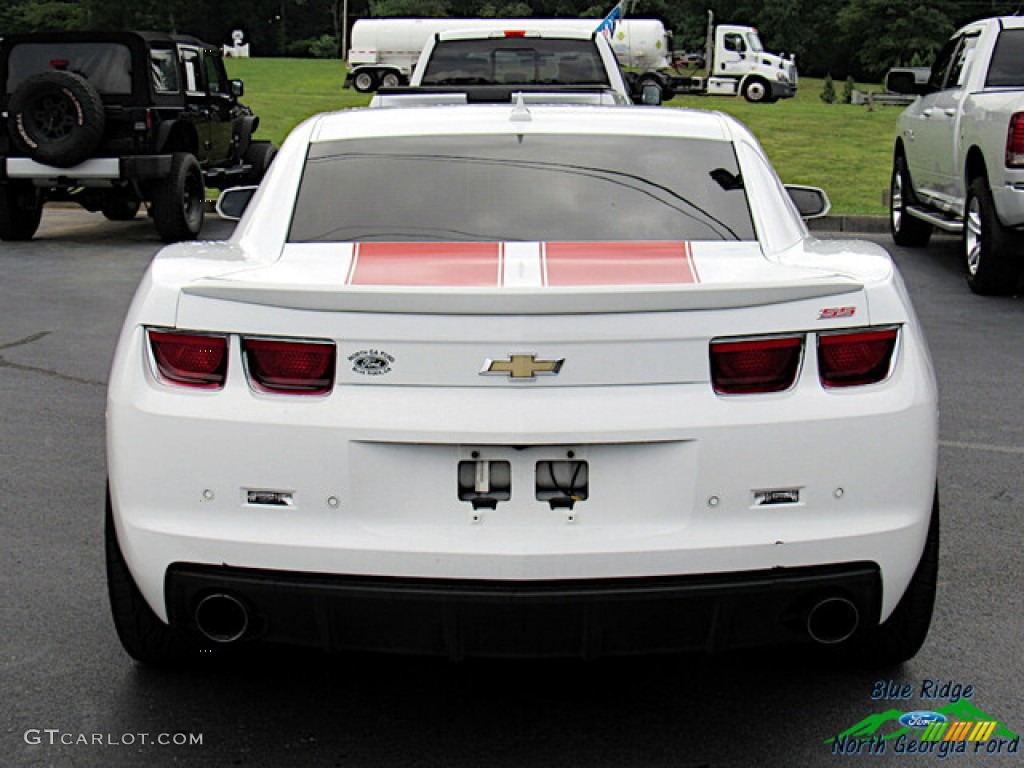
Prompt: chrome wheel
<box><xmin>890</xmin><ymin>169</ymin><xmax>903</xmax><ymax>232</ymax></box>
<box><xmin>965</xmin><ymin>195</ymin><xmax>982</xmax><ymax>277</ymax></box>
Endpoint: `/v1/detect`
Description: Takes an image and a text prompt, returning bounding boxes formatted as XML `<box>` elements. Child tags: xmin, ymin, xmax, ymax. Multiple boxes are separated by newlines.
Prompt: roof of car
<box><xmin>310</xmin><ymin>103</ymin><xmax>740</xmax><ymax>145</ymax></box>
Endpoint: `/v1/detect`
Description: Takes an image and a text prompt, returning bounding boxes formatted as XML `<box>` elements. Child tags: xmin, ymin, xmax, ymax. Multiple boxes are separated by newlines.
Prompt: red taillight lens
<box><xmin>818</xmin><ymin>328</ymin><xmax>898</xmax><ymax>388</ymax></box>
<box><xmin>710</xmin><ymin>336</ymin><xmax>803</xmax><ymax>394</ymax></box>
<box><xmin>504</xmin><ymin>30</ymin><xmax>527</xmax><ymax>37</ymax></box>
<box><xmin>149</xmin><ymin>331</ymin><xmax>228</xmax><ymax>389</ymax></box>
<box><xmin>243</xmin><ymin>338</ymin><xmax>336</xmax><ymax>395</ymax></box>
<box><xmin>1007</xmin><ymin>113</ymin><xmax>1024</xmax><ymax>168</ymax></box>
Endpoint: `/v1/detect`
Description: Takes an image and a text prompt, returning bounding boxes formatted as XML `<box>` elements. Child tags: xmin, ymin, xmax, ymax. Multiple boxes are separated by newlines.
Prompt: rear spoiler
<box><xmin>181</xmin><ymin>279</ymin><xmax>863</xmax><ymax>315</ymax></box>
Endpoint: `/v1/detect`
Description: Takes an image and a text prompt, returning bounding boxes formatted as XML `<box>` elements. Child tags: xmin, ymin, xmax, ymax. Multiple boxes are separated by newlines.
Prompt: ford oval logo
<box><xmin>899</xmin><ymin>711</ymin><xmax>948</xmax><ymax>729</ymax></box>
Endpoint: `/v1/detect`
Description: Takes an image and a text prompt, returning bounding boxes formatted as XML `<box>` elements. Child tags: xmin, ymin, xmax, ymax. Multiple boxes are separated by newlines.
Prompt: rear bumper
<box><xmin>3</xmin><ymin>155</ymin><xmax>173</xmax><ymax>184</ymax></box>
<box><xmin>166</xmin><ymin>562</ymin><xmax>882</xmax><ymax>659</ymax></box>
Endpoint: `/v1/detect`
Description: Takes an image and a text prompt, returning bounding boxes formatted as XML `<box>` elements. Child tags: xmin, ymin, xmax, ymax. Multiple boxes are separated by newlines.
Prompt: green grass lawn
<box><xmin>226</xmin><ymin>57</ymin><xmax>899</xmax><ymax>215</ymax></box>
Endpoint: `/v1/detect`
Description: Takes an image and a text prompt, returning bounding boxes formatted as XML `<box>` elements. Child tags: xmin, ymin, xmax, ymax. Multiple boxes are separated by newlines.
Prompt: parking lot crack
<box><xmin>0</xmin><ymin>331</ymin><xmax>105</xmax><ymax>387</ymax></box>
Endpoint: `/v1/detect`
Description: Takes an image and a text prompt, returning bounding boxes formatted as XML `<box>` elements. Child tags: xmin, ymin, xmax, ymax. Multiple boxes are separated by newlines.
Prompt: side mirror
<box><xmin>885</xmin><ymin>67</ymin><xmax>931</xmax><ymax>95</ymax></box>
<box><xmin>785</xmin><ymin>184</ymin><xmax>831</xmax><ymax>219</ymax></box>
<box><xmin>230</xmin><ymin>79</ymin><xmax>244</xmax><ymax>98</ymax></box>
<box><xmin>640</xmin><ymin>82</ymin><xmax>663</xmax><ymax>106</ymax></box>
<box><xmin>216</xmin><ymin>185</ymin><xmax>258</xmax><ymax>221</ymax></box>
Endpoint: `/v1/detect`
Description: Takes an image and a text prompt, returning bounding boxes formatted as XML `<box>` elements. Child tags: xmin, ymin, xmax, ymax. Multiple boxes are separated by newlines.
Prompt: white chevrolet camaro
<box><xmin>106</xmin><ymin>102</ymin><xmax>939</xmax><ymax>664</ymax></box>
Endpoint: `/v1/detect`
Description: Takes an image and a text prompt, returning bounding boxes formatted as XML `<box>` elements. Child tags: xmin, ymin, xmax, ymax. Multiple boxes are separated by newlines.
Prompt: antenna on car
<box><xmin>510</xmin><ymin>92</ymin><xmax>532</xmax><ymax>122</ymax></box>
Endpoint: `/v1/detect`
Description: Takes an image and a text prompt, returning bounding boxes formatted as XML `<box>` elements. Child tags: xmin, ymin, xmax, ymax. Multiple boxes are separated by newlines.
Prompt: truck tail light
<box><xmin>149</xmin><ymin>331</ymin><xmax>227</xmax><ymax>389</ymax></box>
<box><xmin>1007</xmin><ymin>113</ymin><xmax>1024</xmax><ymax>168</ymax></box>
<box><xmin>710</xmin><ymin>336</ymin><xmax>803</xmax><ymax>394</ymax></box>
<box><xmin>243</xmin><ymin>338</ymin><xmax>336</xmax><ymax>395</ymax></box>
<box><xmin>817</xmin><ymin>328</ymin><xmax>898</xmax><ymax>388</ymax></box>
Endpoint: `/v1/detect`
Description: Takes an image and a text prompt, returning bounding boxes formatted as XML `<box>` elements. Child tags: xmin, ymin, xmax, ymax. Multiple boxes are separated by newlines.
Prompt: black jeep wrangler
<box><xmin>0</xmin><ymin>31</ymin><xmax>275</xmax><ymax>242</ymax></box>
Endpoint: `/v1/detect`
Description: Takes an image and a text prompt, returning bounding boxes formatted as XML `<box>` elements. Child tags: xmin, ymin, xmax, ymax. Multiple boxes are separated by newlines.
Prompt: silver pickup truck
<box><xmin>888</xmin><ymin>16</ymin><xmax>1024</xmax><ymax>295</ymax></box>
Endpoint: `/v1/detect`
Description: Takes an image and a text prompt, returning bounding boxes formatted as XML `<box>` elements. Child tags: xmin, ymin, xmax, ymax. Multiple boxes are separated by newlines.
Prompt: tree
<box><xmin>838</xmin><ymin>0</ymin><xmax>956</xmax><ymax>78</ymax></box>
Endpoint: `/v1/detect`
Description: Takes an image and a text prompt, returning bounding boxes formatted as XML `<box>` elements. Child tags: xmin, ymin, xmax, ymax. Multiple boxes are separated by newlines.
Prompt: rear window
<box><xmin>289</xmin><ymin>134</ymin><xmax>755</xmax><ymax>243</ymax></box>
<box><xmin>422</xmin><ymin>37</ymin><xmax>609</xmax><ymax>86</ymax></box>
<box><xmin>6</xmin><ymin>42</ymin><xmax>132</xmax><ymax>95</ymax></box>
<box><xmin>986</xmin><ymin>28</ymin><xmax>1024</xmax><ymax>87</ymax></box>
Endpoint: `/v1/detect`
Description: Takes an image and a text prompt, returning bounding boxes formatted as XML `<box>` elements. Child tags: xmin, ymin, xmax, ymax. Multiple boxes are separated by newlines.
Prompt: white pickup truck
<box><xmin>371</xmin><ymin>28</ymin><xmax>638</xmax><ymax>107</ymax></box>
<box><xmin>888</xmin><ymin>16</ymin><xmax>1024</xmax><ymax>295</ymax></box>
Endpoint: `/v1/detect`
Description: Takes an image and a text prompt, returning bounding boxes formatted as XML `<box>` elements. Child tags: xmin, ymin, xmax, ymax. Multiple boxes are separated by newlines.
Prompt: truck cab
<box><xmin>707</xmin><ymin>22</ymin><xmax>797</xmax><ymax>102</ymax></box>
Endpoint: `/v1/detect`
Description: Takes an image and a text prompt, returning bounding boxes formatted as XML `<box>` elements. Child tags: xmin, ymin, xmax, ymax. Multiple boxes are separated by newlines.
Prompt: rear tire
<box><xmin>850</xmin><ymin>492</ymin><xmax>939</xmax><ymax>666</ymax></box>
<box><xmin>890</xmin><ymin>155</ymin><xmax>932</xmax><ymax>247</ymax></box>
<box><xmin>0</xmin><ymin>181</ymin><xmax>43</xmax><ymax>241</ymax></box>
<box><xmin>151</xmin><ymin>152</ymin><xmax>204</xmax><ymax>243</ymax></box>
<box><xmin>380</xmin><ymin>71</ymin><xmax>401</xmax><ymax>88</ymax></box>
<box><xmin>963</xmin><ymin>175</ymin><xmax>1022</xmax><ymax>296</ymax></box>
<box><xmin>241</xmin><ymin>139</ymin><xmax>277</xmax><ymax>185</ymax></box>
<box><xmin>106</xmin><ymin>492</ymin><xmax>196</xmax><ymax>665</ymax></box>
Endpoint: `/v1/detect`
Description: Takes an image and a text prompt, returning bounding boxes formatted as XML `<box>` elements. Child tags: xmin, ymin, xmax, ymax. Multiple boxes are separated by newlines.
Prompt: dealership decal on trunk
<box><xmin>348</xmin><ymin>349</ymin><xmax>395</xmax><ymax>375</ymax></box>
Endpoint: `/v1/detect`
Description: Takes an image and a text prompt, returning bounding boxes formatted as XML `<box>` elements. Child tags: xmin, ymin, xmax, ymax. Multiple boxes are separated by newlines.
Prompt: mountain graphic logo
<box><xmin>828</xmin><ymin>701</ymin><xmax>1020</xmax><ymax>744</ymax></box>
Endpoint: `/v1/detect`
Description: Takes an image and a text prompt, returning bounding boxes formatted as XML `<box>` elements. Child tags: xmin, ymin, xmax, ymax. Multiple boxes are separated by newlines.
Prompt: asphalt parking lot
<box><xmin>1</xmin><ymin>208</ymin><xmax>1021</xmax><ymax>767</ymax></box>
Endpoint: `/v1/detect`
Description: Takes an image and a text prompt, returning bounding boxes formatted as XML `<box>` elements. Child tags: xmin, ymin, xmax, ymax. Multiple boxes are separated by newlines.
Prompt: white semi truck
<box><xmin>345</xmin><ymin>13</ymin><xmax>797</xmax><ymax>103</ymax></box>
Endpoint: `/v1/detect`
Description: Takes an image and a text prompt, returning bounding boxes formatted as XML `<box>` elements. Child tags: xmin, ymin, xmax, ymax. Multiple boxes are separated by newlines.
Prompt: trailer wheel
<box><xmin>380</xmin><ymin>71</ymin><xmax>401</xmax><ymax>88</ymax></box>
<box><xmin>742</xmin><ymin>77</ymin><xmax>770</xmax><ymax>103</ymax></box>
<box><xmin>352</xmin><ymin>70</ymin><xmax>379</xmax><ymax>93</ymax></box>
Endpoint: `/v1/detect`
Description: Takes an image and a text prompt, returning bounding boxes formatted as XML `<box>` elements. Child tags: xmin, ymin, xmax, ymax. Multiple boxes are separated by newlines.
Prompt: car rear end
<box><xmin>107</xmin><ymin>106</ymin><xmax>938</xmax><ymax>659</ymax></box>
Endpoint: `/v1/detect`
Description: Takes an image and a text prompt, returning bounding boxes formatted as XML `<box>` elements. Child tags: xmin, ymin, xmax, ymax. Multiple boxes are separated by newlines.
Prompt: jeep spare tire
<box><xmin>8</xmin><ymin>71</ymin><xmax>105</xmax><ymax>168</ymax></box>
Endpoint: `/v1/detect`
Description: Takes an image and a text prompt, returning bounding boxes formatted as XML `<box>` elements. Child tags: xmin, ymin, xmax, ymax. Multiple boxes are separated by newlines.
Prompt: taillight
<box><xmin>243</xmin><ymin>338</ymin><xmax>336</xmax><ymax>395</ymax></box>
<box><xmin>817</xmin><ymin>328</ymin><xmax>898</xmax><ymax>388</ymax></box>
<box><xmin>710</xmin><ymin>336</ymin><xmax>803</xmax><ymax>394</ymax></box>
<box><xmin>149</xmin><ymin>331</ymin><xmax>227</xmax><ymax>389</ymax></box>
<box><xmin>504</xmin><ymin>30</ymin><xmax>527</xmax><ymax>37</ymax></box>
<box><xmin>1007</xmin><ymin>113</ymin><xmax>1024</xmax><ymax>168</ymax></box>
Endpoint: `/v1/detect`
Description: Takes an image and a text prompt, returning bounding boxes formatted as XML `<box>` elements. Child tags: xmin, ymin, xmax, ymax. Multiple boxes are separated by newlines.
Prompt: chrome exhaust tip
<box><xmin>194</xmin><ymin>592</ymin><xmax>249</xmax><ymax>643</ymax></box>
<box><xmin>806</xmin><ymin>596</ymin><xmax>859</xmax><ymax>645</ymax></box>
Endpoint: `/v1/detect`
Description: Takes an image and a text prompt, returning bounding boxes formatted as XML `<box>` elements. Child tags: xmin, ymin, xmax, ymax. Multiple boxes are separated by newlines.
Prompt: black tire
<box><xmin>890</xmin><ymin>155</ymin><xmax>932</xmax><ymax>247</ymax></box>
<box><xmin>8</xmin><ymin>70</ymin><xmax>105</xmax><ymax>168</ymax></box>
<box><xmin>352</xmin><ymin>69</ymin><xmax>379</xmax><ymax>93</ymax></box>
<box><xmin>100</xmin><ymin>193</ymin><xmax>140</xmax><ymax>221</ymax></box>
<box><xmin>380</xmin><ymin>71</ymin><xmax>402</xmax><ymax>88</ymax></box>
<box><xmin>241</xmin><ymin>139</ymin><xmax>277</xmax><ymax>185</ymax></box>
<box><xmin>851</xmin><ymin>492</ymin><xmax>939</xmax><ymax>666</ymax></box>
<box><xmin>742</xmin><ymin>77</ymin><xmax>770</xmax><ymax>103</ymax></box>
<box><xmin>106</xmin><ymin>492</ymin><xmax>196</xmax><ymax>665</ymax></box>
<box><xmin>0</xmin><ymin>181</ymin><xmax>44</xmax><ymax>241</ymax></box>
<box><xmin>963</xmin><ymin>175</ymin><xmax>1023</xmax><ymax>296</ymax></box>
<box><xmin>151</xmin><ymin>152</ymin><xmax>205</xmax><ymax>243</ymax></box>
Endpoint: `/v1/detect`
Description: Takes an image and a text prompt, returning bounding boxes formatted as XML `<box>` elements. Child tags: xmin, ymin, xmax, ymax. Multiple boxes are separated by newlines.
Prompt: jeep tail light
<box><xmin>243</xmin><ymin>338</ymin><xmax>336</xmax><ymax>395</ymax></box>
<box><xmin>149</xmin><ymin>331</ymin><xmax>227</xmax><ymax>389</ymax></box>
<box><xmin>710</xmin><ymin>336</ymin><xmax>803</xmax><ymax>394</ymax></box>
<box><xmin>818</xmin><ymin>328</ymin><xmax>898</xmax><ymax>388</ymax></box>
<box><xmin>1007</xmin><ymin>113</ymin><xmax>1024</xmax><ymax>168</ymax></box>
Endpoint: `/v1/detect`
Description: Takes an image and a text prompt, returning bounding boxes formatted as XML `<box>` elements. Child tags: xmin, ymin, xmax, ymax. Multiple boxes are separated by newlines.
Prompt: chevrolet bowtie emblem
<box><xmin>481</xmin><ymin>354</ymin><xmax>564</xmax><ymax>379</ymax></box>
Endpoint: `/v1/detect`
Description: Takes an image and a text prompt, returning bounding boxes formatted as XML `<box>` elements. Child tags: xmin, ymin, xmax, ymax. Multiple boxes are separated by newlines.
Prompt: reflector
<box><xmin>149</xmin><ymin>331</ymin><xmax>227</xmax><ymax>389</ymax></box>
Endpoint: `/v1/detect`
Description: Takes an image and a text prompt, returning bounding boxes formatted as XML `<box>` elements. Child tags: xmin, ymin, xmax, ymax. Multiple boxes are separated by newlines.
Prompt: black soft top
<box><xmin>1</xmin><ymin>30</ymin><xmax>214</xmax><ymax>51</ymax></box>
